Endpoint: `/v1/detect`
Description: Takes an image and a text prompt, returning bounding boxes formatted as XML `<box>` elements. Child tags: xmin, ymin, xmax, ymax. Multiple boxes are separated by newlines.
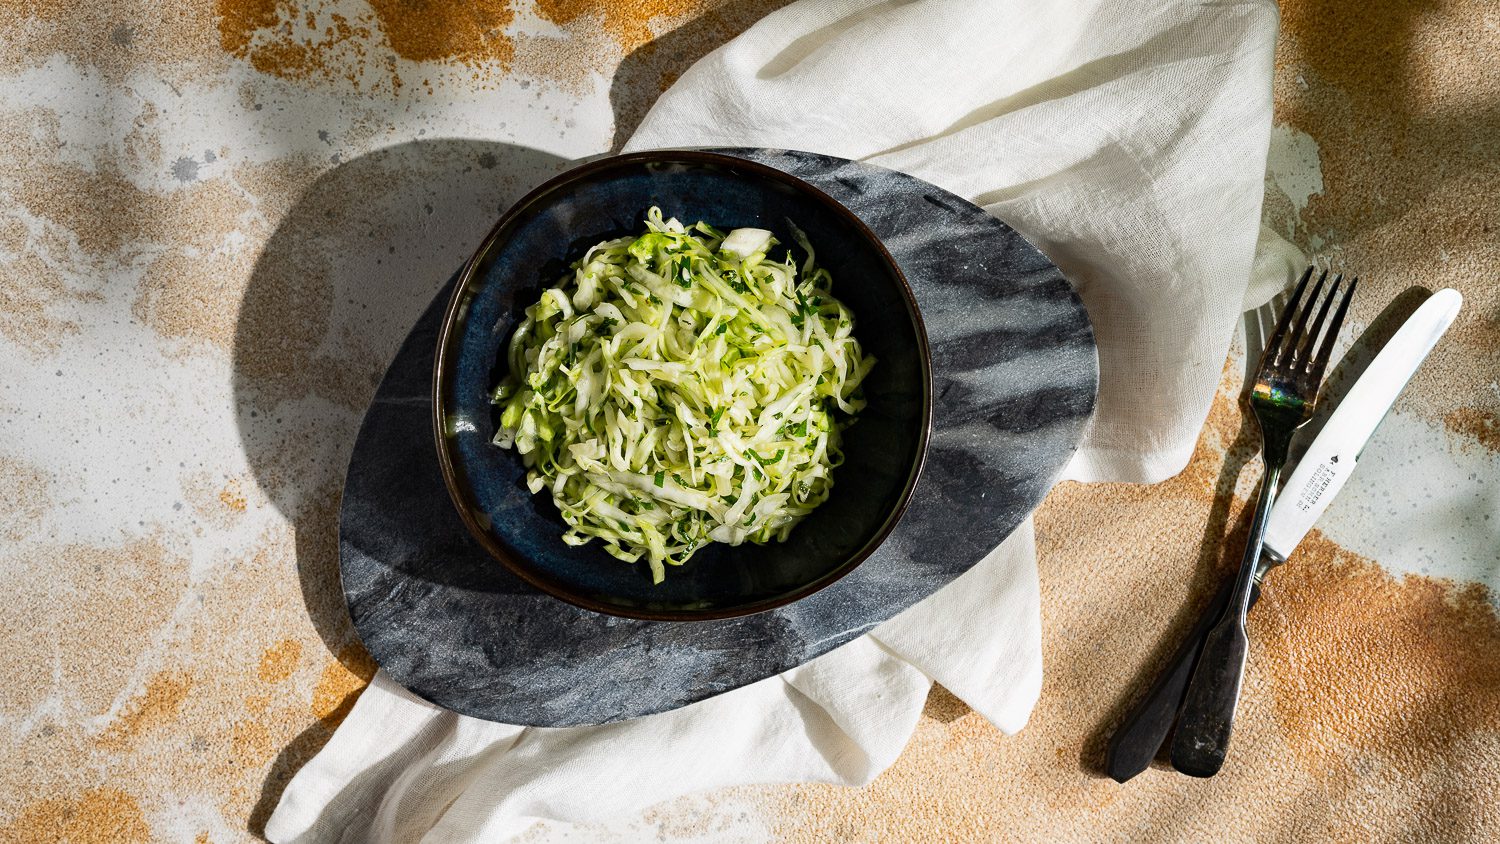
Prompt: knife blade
<box><xmin>1260</xmin><ymin>287</ymin><xmax>1462</xmax><ymax>564</ymax></box>
<box><xmin>1105</xmin><ymin>287</ymin><xmax>1462</xmax><ymax>784</ymax></box>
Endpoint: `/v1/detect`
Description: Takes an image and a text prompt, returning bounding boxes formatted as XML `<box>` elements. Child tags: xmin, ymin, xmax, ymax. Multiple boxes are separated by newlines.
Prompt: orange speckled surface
<box><xmin>0</xmin><ymin>1</ymin><xmax>1495</xmax><ymax>841</ymax></box>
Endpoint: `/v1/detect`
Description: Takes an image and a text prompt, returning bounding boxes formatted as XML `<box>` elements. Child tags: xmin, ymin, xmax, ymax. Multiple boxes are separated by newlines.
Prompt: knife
<box><xmin>1105</xmin><ymin>287</ymin><xmax>1463</xmax><ymax>784</ymax></box>
<box><xmin>1260</xmin><ymin>287</ymin><xmax>1462</xmax><ymax>564</ymax></box>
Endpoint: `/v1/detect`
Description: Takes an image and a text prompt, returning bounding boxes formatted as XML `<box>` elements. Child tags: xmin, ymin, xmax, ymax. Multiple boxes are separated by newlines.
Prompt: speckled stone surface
<box><xmin>341</xmin><ymin>149</ymin><xmax>1098</xmax><ymax>726</ymax></box>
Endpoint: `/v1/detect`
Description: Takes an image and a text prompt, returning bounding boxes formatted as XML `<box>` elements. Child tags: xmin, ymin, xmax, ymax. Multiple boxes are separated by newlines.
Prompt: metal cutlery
<box><xmin>1260</xmin><ymin>288</ymin><xmax>1462</xmax><ymax>564</ymax></box>
<box><xmin>1169</xmin><ymin>267</ymin><xmax>1356</xmax><ymax>778</ymax></box>
<box><xmin>1106</xmin><ymin>285</ymin><xmax>1461</xmax><ymax>782</ymax></box>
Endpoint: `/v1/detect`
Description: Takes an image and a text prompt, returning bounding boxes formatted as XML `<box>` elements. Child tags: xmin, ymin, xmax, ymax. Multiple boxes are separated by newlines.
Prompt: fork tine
<box><xmin>1281</xmin><ymin>269</ymin><xmax>1328</xmax><ymax>367</ymax></box>
<box><xmin>1262</xmin><ymin>266</ymin><xmax>1314</xmax><ymax>367</ymax></box>
<box><xmin>1307</xmin><ymin>276</ymin><xmax>1357</xmax><ymax>384</ymax></box>
<box><xmin>1296</xmin><ymin>274</ymin><xmax>1342</xmax><ymax>369</ymax></box>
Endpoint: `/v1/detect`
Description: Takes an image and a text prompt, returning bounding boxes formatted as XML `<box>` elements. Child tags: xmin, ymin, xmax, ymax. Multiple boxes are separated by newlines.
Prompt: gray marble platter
<box><xmin>339</xmin><ymin>148</ymin><xmax>1097</xmax><ymax>727</ymax></box>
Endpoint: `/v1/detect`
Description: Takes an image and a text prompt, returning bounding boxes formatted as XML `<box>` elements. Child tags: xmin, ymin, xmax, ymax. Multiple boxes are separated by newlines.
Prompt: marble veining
<box><xmin>340</xmin><ymin>148</ymin><xmax>1097</xmax><ymax>726</ymax></box>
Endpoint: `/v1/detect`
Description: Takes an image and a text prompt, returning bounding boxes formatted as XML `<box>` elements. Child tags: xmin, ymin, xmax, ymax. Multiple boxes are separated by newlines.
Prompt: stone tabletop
<box><xmin>2</xmin><ymin>1</ymin><xmax>1497</xmax><ymax>842</ymax></box>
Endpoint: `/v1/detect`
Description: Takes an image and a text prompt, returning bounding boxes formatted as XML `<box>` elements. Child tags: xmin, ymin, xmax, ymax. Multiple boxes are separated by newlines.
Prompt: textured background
<box><xmin>1</xmin><ymin>1</ymin><xmax>1496</xmax><ymax>842</ymax></box>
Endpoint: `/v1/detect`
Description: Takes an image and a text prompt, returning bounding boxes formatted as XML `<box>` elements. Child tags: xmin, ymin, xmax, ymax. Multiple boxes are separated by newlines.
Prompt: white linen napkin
<box><xmin>266</xmin><ymin>1</ymin><xmax>1280</xmax><ymax>840</ymax></box>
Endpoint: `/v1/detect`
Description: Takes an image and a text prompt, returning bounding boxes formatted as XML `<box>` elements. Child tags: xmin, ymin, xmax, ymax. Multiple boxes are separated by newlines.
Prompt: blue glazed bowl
<box><xmin>433</xmin><ymin>150</ymin><xmax>931</xmax><ymax>620</ymax></box>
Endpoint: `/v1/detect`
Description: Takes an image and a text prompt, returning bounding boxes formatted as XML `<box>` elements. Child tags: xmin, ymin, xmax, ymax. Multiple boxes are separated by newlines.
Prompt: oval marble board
<box><xmin>339</xmin><ymin>148</ymin><xmax>1097</xmax><ymax>726</ymax></box>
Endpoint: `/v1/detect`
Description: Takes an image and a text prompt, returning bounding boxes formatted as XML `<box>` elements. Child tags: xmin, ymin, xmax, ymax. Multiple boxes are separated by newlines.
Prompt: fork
<box><xmin>1169</xmin><ymin>266</ymin><xmax>1356</xmax><ymax>778</ymax></box>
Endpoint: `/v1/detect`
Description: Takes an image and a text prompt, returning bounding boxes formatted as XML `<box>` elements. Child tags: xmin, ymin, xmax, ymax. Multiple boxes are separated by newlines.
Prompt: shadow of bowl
<box><xmin>230</xmin><ymin>139</ymin><xmax>568</xmax><ymax>658</ymax></box>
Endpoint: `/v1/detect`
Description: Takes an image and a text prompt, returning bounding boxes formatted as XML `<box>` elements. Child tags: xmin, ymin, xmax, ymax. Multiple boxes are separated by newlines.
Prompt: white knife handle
<box><xmin>1261</xmin><ymin>440</ymin><xmax>1356</xmax><ymax>562</ymax></box>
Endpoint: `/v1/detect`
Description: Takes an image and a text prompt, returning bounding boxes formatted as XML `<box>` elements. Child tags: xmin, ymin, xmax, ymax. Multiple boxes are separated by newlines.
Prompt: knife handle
<box><xmin>1105</xmin><ymin>575</ymin><xmax>1263</xmax><ymax>783</ymax></box>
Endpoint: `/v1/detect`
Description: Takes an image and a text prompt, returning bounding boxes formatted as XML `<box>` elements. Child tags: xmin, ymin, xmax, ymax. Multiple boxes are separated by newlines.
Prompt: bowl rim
<box><xmin>431</xmin><ymin>148</ymin><xmax>933</xmax><ymax>621</ymax></box>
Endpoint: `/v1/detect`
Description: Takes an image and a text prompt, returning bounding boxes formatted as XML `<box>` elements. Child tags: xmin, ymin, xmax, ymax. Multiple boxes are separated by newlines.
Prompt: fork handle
<box><xmin>1169</xmin><ymin>461</ymin><xmax>1283</xmax><ymax>777</ymax></box>
<box><xmin>1105</xmin><ymin>575</ymin><xmax>1264</xmax><ymax>782</ymax></box>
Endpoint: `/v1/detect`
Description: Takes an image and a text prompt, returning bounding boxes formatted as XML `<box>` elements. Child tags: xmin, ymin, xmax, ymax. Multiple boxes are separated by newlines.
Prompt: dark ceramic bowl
<box><xmin>433</xmin><ymin>150</ymin><xmax>931</xmax><ymax>620</ymax></box>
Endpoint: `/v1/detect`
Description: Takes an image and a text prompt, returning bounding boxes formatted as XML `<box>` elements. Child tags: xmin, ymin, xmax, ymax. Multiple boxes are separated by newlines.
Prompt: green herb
<box><xmin>672</xmin><ymin>257</ymin><xmax>693</xmax><ymax>289</ymax></box>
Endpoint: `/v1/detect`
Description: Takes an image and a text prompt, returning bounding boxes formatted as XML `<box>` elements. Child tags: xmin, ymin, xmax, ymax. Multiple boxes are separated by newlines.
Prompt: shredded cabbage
<box><xmin>491</xmin><ymin>207</ymin><xmax>873</xmax><ymax>583</ymax></box>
